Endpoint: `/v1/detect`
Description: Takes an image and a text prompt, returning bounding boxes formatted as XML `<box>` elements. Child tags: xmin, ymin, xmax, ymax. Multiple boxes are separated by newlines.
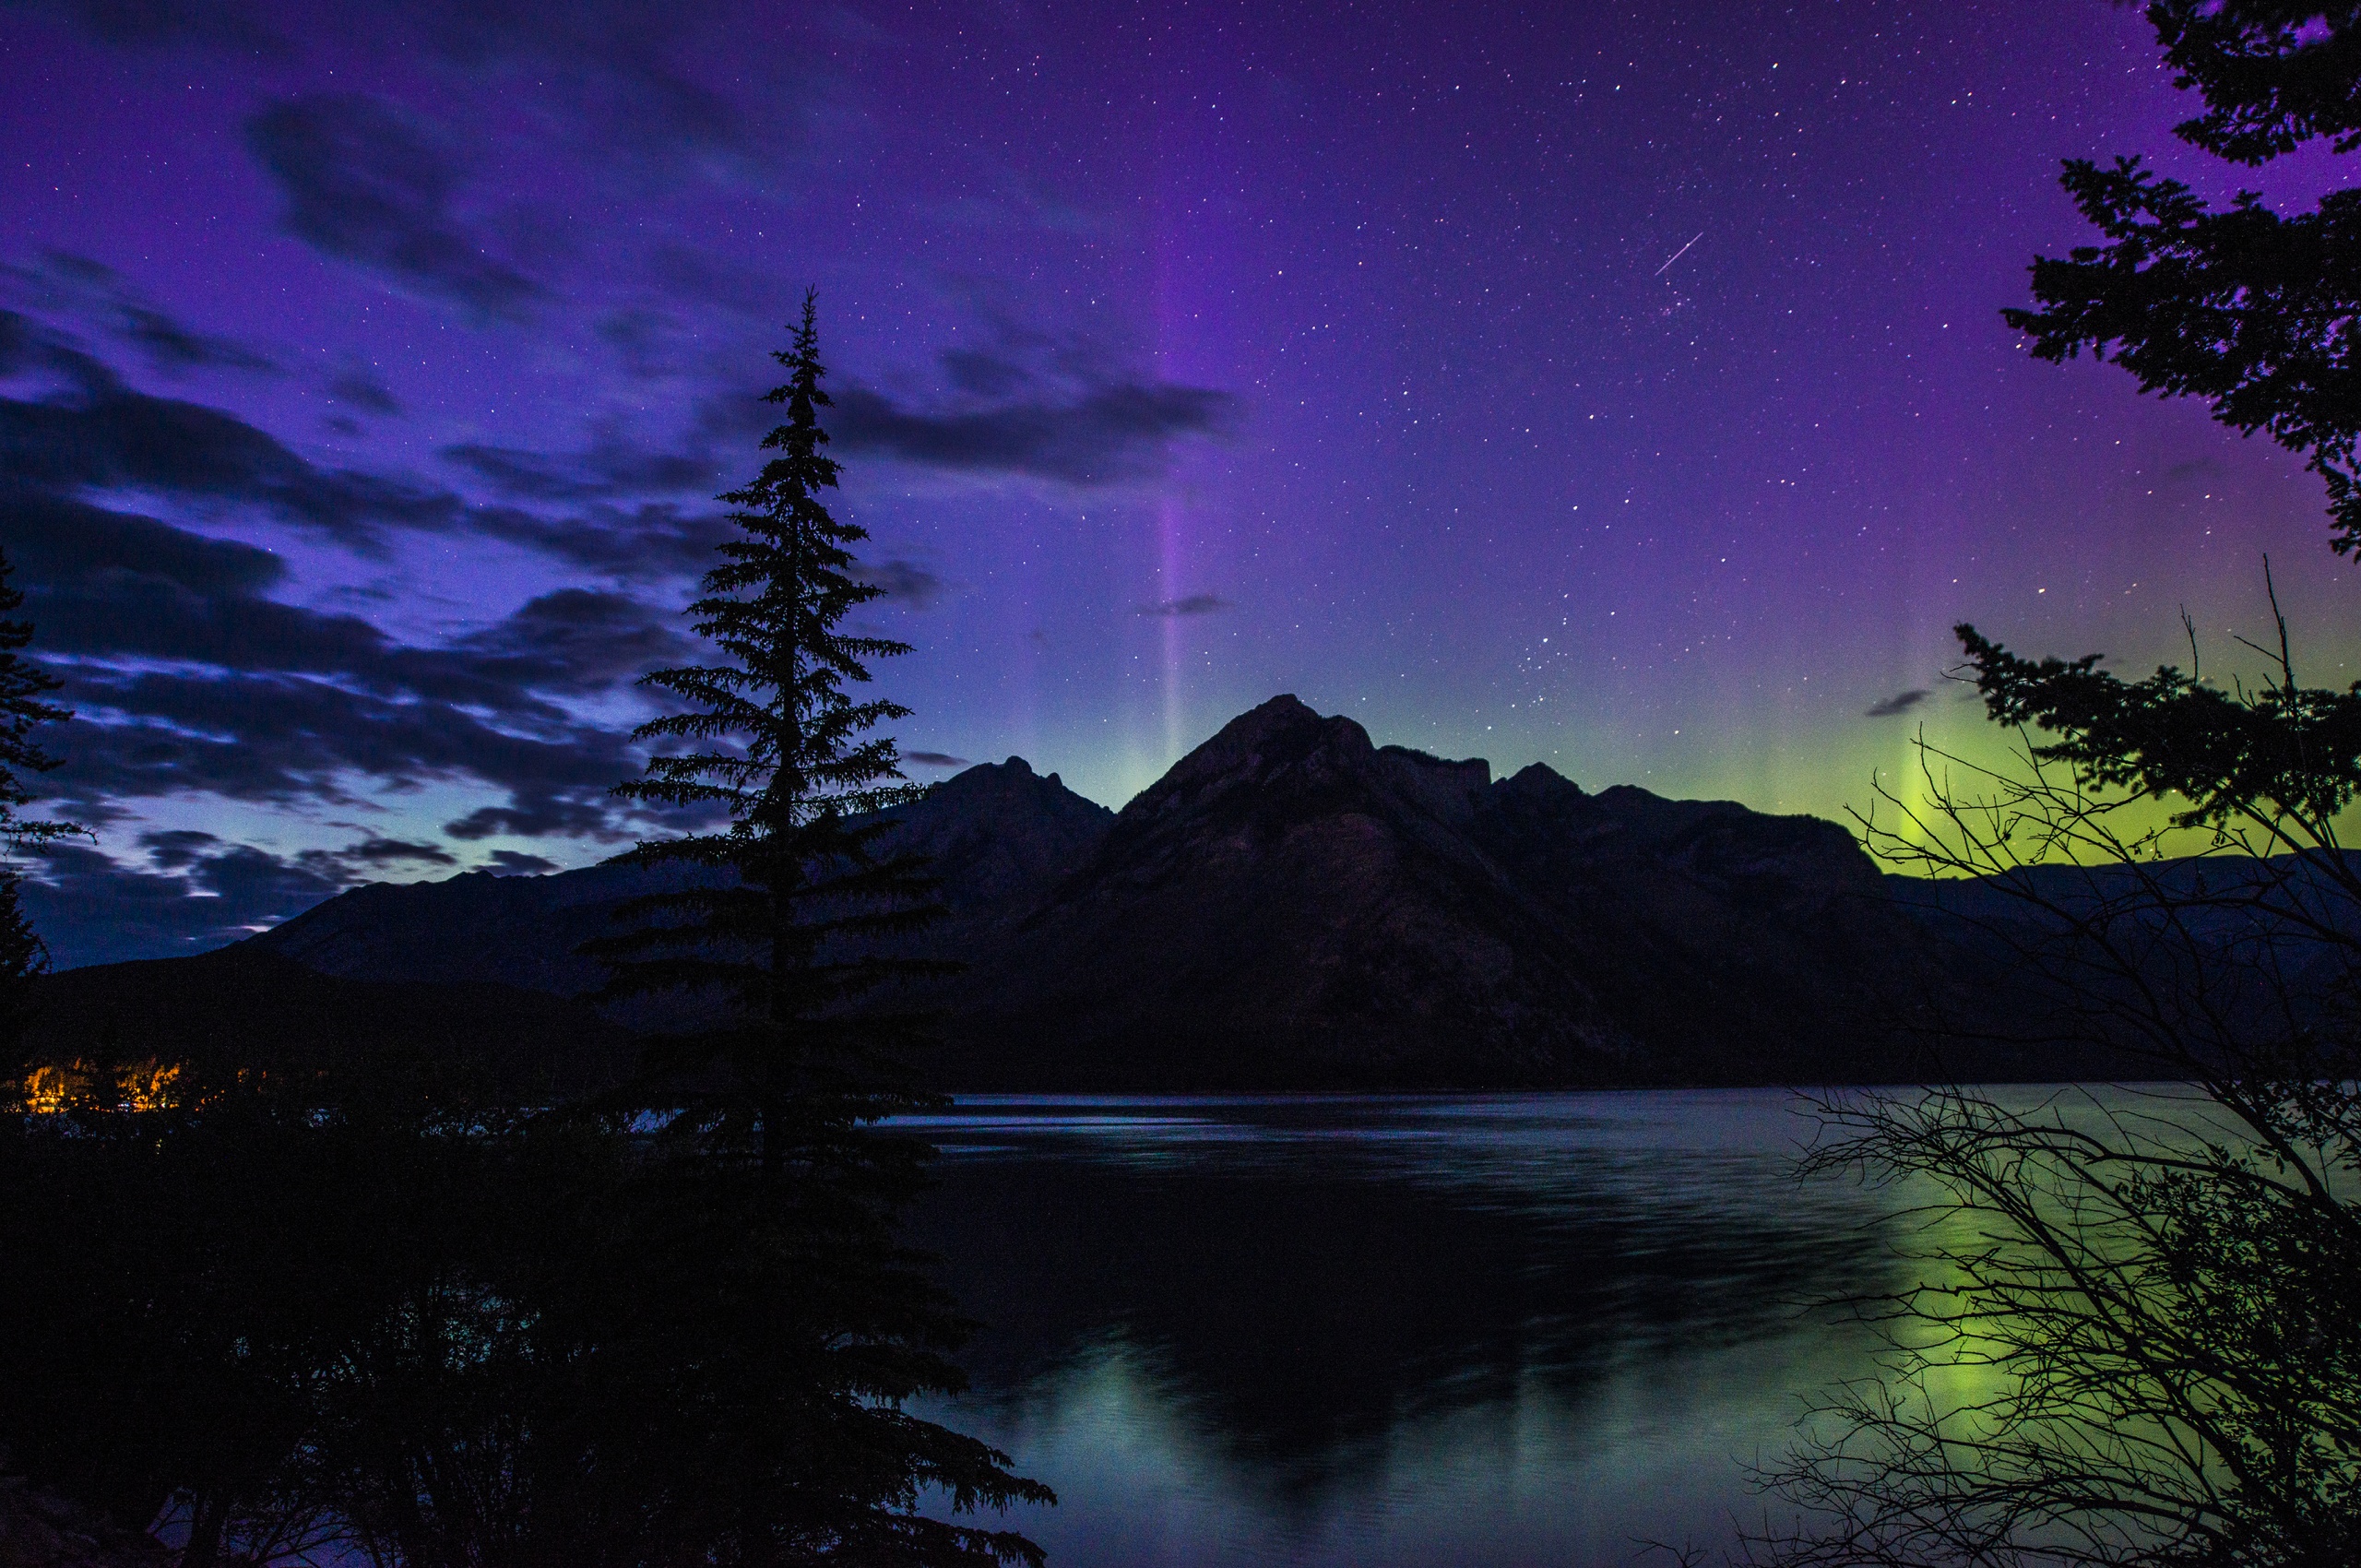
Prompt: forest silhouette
<box><xmin>0</xmin><ymin>298</ymin><xmax>1048</xmax><ymax>1568</ymax></box>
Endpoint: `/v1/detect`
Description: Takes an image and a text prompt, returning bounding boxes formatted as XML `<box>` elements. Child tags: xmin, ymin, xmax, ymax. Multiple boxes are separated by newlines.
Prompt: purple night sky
<box><xmin>3</xmin><ymin>0</ymin><xmax>2353</xmax><ymax>965</ymax></box>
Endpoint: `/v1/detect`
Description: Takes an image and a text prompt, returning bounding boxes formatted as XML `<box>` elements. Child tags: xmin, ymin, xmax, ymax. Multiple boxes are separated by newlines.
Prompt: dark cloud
<box><xmin>0</xmin><ymin>351</ymin><xmax>732</xmax><ymax>571</ymax></box>
<box><xmin>244</xmin><ymin>93</ymin><xmax>545</xmax><ymax>321</ymax></box>
<box><xmin>454</xmin><ymin>586</ymin><xmax>694</xmax><ymax>684</ymax></box>
<box><xmin>0</xmin><ymin>326</ymin><xmax>713</xmax><ymax>576</ymax></box>
<box><xmin>53</xmin><ymin>668</ymin><xmax>635</xmax><ymax>830</ymax></box>
<box><xmin>140</xmin><ymin>826</ymin><xmax>452</xmax><ymax>879</ymax></box>
<box><xmin>468</xmin><ymin>499</ymin><xmax>733</xmax><ymax>579</ymax></box>
<box><xmin>1864</xmin><ymin>689</ymin><xmax>1931</xmax><ymax>718</ymax></box>
<box><xmin>36</xmin><ymin>0</ymin><xmax>770</xmax><ymax>181</ymax></box>
<box><xmin>138</xmin><ymin>827</ymin><xmax>222</xmax><ymax>870</ymax></box>
<box><xmin>21</xmin><ymin>826</ymin><xmax>488</xmax><ymax>969</ymax></box>
<box><xmin>118</xmin><ymin>304</ymin><xmax>277</xmax><ymax>373</ymax></box>
<box><xmin>442</xmin><ymin>793</ymin><xmax>623</xmax><ymax>841</ymax></box>
<box><xmin>0</xmin><ymin>314</ymin><xmax>39</xmax><ymax>379</ymax></box>
<box><xmin>2</xmin><ymin>257</ymin><xmax>274</xmax><ymax>375</ymax></box>
<box><xmin>644</xmin><ymin>244</ymin><xmax>779</xmax><ymax>315</ymax></box>
<box><xmin>0</xmin><ymin>371</ymin><xmax>466</xmax><ymax>550</ymax></box>
<box><xmin>342</xmin><ymin>837</ymin><xmax>458</xmax><ymax>867</ymax></box>
<box><xmin>21</xmin><ymin>838</ymin><xmax>341</xmax><ymax>968</ymax></box>
<box><xmin>414</xmin><ymin>1</ymin><xmax>764</xmax><ymax>173</ymax></box>
<box><xmin>564</xmin><ymin>54</ymin><xmax>749</xmax><ymax>172</ymax></box>
<box><xmin>691</xmin><ymin>378</ymin><xmax>791</xmax><ymax>453</ymax></box>
<box><xmin>833</xmin><ymin>378</ymin><xmax>1240</xmax><ymax>484</ymax></box>
<box><xmin>26</xmin><ymin>252</ymin><xmax>108</xmax><ymax>287</ymax></box>
<box><xmin>0</xmin><ymin>310</ymin><xmax>113</xmax><ymax>398</ymax></box>
<box><xmin>444</xmin><ymin>434</ymin><xmax>716</xmax><ymax>500</ymax></box>
<box><xmin>904</xmin><ymin>751</ymin><xmax>969</xmax><ymax>769</ymax></box>
<box><xmin>940</xmin><ymin>348</ymin><xmax>1032</xmax><ymax>398</ymax></box>
<box><xmin>327</xmin><ymin>366</ymin><xmax>401</xmax><ymax>416</ymax></box>
<box><xmin>596</xmin><ymin>307</ymin><xmax>689</xmax><ymax>379</ymax></box>
<box><xmin>1139</xmin><ymin>593</ymin><xmax>1228</xmax><ymax>618</ymax></box>
<box><xmin>486</xmin><ymin>849</ymin><xmax>561</xmax><ymax>875</ymax></box>
<box><xmin>6</xmin><ymin>491</ymin><xmax>285</xmax><ymax>601</ymax></box>
<box><xmin>10</xmin><ymin>493</ymin><xmax>468</xmax><ymax>689</ymax></box>
<box><xmin>1</xmin><ymin>492</ymin><xmax>687</xmax><ymax>839</ymax></box>
<box><xmin>853</xmin><ymin>558</ymin><xmax>943</xmax><ymax>609</ymax></box>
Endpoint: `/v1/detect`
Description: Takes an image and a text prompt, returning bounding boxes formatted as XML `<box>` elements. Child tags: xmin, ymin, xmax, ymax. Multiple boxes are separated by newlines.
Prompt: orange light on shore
<box><xmin>19</xmin><ymin>1059</ymin><xmax>184</xmax><ymax>1114</ymax></box>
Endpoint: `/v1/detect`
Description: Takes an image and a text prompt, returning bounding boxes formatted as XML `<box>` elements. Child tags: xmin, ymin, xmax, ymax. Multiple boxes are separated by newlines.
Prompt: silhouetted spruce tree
<box><xmin>2003</xmin><ymin>2</ymin><xmax>2361</xmax><ymax>552</ymax></box>
<box><xmin>1757</xmin><ymin>9</ymin><xmax>2361</xmax><ymax>1565</ymax></box>
<box><xmin>1</xmin><ymin>297</ymin><xmax>1049</xmax><ymax>1568</ymax></box>
<box><xmin>603</xmin><ymin>290</ymin><xmax>949</xmax><ymax>1163</ymax></box>
<box><xmin>588</xmin><ymin>291</ymin><xmax>1050</xmax><ymax>1565</ymax></box>
<box><xmin>0</xmin><ymin>544</ymin><xmax>77</xmax><ymax>1064</ymax></box>
<box><xmin>1969</xmin><ymin>0</ymin><xmax>2361</xmax><ymax>849</ymax></box>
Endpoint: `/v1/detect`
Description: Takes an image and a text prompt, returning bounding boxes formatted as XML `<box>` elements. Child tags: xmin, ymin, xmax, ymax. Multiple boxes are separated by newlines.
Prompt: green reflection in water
<box><xmin>906</xmin><ymin>1090</ymin><xmax>1904</xmax><ymax>1567</ymax></box>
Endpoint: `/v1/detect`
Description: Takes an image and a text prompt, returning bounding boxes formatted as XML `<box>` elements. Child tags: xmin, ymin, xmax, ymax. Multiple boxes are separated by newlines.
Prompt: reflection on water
<box><xmin>899</xmin><ymin>1091</ymin><xmax>1908</xmax><ymax>1567</ymax></box>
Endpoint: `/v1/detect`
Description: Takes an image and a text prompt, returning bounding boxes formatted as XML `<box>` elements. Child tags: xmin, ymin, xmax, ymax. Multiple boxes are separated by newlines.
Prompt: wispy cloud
<box><xmin>1864</xmin><ymin>688</ymin><xmax>1930</xmax><ymax>718</ymax></box>
<box><xmin>835</xmin><ymin>378</ymin><xmax>1238</xmax><ymax>485</ymax></box>
<box><xmin>1138</xmin><ymin>593</ymin><xmax>1228</xmax><ymax>618</ymax></box>
<box><xmin>326</xmin><ymin>364</ymin><xmax>401</xmax><ymax>415</ymax></box>
<box><xmin>854</xmin><ymin>558</ymin><xmax>943</xmax><ymax>609</ymax></box>
<box><xmin>4</xmin><ymin>250</ymin><xmax>277</xmax><ymax>374</ymax></box>
<box><xmin>245</xmin><ymin>93</ymin><xmax>545</xmax><ymax>321</ymax></box>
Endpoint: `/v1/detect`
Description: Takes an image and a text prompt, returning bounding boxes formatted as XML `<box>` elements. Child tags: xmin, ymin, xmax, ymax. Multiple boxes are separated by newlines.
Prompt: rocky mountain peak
<box><xmin>1378</xmin><ymin>745</ymin><xmax>1495</xmax><ymax>826</ymax></box>
<box><xmin>160</xmin><ymin>693</ymin><xmax>1943</xmax><ymax>1089</ymax></box>
<box><xmin>919</xmin><ymin>754</ymin><xmax>1054</xmax><ymax>812</ymax></box>
<box><xmin>1497</xmin><ymin>760</ymin><xmax>1584</xmax><ymax>805</ymax></box>
<box><xmin>1120</xmin><ymin>695</ymin><xmax>1377</xmax><ymax>821</ymax></box>
<box><xmin>874</xmin><ymin>755</ymin><xmax>1113</xmax><ymax>911</ymax></box>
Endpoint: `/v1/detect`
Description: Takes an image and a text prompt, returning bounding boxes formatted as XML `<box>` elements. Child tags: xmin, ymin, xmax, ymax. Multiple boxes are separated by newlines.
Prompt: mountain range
<box><xmin>35</xmin><ymin>695</ymin><xmax>2004</xmax><ymax>1089</ymax></box>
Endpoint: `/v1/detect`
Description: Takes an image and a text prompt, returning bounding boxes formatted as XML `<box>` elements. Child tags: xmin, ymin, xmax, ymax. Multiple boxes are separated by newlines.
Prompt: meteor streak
<box><xmin>1655</xmin><ymin>232</ymin><xmax>1703</xmax><ymax>276</ymax></box>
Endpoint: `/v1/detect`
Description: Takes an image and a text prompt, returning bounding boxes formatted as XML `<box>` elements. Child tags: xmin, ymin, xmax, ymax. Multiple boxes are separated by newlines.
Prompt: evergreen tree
<box><xmin>0</xmin><ymin>544</ymin><xmax>77</xmax><ymax>1060</ymax></box>
<box><xmin>602</xmin><ymin>289</ymin><xmax>943</xmax><ymax>1166</ymax></box>
<box><xmin>589</xmin><ymin>291</ymin><xmax>1051</xmax><ymax>1565</ymax></box>
<box><xmin>1970</xmin><ymin>1</ymin><xmax>2361</xmax><ymax>850</ymax></box>
<box><xmin>0</xmin><ymin>869</ymin><xmax>49</xmax><ymax>1060</ymax></box>
<box><xmin>0</xmin><ymin>309</ymin><xmax>1049</xmax><ymax>1568</ymax></box>
<box><xmin>1759</xmin><ymin>10</ymin><xmax>2361</xmax><ymax>1564</ymax></box>
<box><xmin>2003</xmin><ymin>3</ymin><xmax>2361</xmax><ymax>552</ymax></box>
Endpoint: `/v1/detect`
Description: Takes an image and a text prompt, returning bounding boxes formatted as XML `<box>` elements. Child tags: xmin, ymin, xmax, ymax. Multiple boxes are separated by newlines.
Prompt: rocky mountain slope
<box><xmin>198</xmin><ymin>695</ymin><xmax>1936</xmax><ymax>1087</ymax></box>
<box><xmin>245</xmin><ymin>756</ymin><xmax>1112</xmax><ymax>1005</ymax></box>
<box><xmin>913</xmin><ymin>696</ymin><xmax>1922</xmax><ymax>1086</ymax></box>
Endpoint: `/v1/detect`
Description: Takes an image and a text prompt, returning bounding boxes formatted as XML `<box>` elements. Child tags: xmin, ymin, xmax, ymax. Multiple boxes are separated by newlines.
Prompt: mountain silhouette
<box><xmin>88</xmin><ymin>694</ymin><xmax>1932</xmax><ymax>1089</ymax></box>
<box><xmin>904</xmin><ymin>695</ymin><xmax>1920</xmax><ymax>1086</ymax></box>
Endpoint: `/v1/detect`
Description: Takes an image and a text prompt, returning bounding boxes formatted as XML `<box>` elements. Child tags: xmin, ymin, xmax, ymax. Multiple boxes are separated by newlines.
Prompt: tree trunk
<box><xmin>180</xmin><ymin>1494</ymin><xmax>223</xmax><ymax>1568</ymax></box>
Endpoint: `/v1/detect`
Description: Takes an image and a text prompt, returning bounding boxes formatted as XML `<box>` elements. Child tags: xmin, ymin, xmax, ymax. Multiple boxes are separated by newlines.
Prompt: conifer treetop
<box><xmin>590</xmin><ymin>293</ymin><xmax>944</xmax><ymax>1047</ymax></box>
<box><xmin>617</xmin><ymin>289</ymin><xmax>919</xmax><ymax>872</ymax></box>
<box><xmin>0</xmin><ymin>545</ymin><xmax>79</xmax><ymax>850</ymax></box>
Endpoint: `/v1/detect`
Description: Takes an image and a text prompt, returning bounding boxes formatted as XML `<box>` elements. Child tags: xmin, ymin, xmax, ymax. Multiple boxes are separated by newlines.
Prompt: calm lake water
<box><xmin>897</xmin><ymin>1091</ymin><xmax>1914</xmax><ymax>1568</ymax></box>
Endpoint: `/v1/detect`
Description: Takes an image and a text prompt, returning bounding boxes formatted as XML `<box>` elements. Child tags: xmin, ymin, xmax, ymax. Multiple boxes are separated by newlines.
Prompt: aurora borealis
<box><xmin>4</xmin><ymin>0</ymin><xmax>2352</xmax><ymax>964</ymax></box>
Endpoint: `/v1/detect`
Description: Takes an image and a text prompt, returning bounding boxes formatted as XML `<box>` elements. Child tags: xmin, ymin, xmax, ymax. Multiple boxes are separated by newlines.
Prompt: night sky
<box><xmin>5</xmin><ymin>0</ymin><xmax>2354</xmax><ymax>966</ymax></box>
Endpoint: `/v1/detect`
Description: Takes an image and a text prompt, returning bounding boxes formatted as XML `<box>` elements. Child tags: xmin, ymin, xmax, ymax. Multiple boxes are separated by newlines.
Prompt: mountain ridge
<box><xmin>919</xmin><ymin>695</ymin><xmax>1916</xmax><ymax>1086</ymax></box>
<box><xmin>43</xmin><ymin>695</ymin><xmax>1966</xmax><ymax>1088</ymax></box>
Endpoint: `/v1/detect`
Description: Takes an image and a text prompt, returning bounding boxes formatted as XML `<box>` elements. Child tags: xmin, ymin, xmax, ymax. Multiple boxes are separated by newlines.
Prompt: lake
<box><xmin>898</xmin><ymin>1090</ymin><xmax>1914</xmax><ymax>1568</ymax></box>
